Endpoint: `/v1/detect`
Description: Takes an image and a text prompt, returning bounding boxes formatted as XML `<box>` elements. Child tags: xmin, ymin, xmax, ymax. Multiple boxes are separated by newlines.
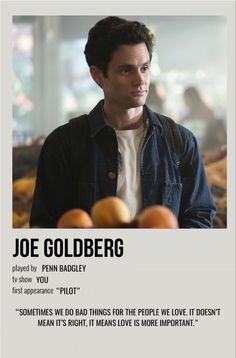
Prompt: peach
<box><xmin>137</xmin><ymin>205</ymin><xmax>179</xmax><ymax>228</ymax></box>
<box><xmin>57</xmin><ymin>208</ymin><xmax>94</xmax><ymax>228</ymax></box>
<box><xmin>91</xmin><ymin>196</ymin><xmax>131</xmax><ymax>228</ymax></box>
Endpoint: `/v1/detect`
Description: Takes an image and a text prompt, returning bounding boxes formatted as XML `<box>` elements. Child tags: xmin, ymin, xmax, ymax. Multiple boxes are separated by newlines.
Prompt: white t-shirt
<box><xmin>115</xmin><ymin>121</ymin><xmax>148</xmax><ymax>219</ymax></box>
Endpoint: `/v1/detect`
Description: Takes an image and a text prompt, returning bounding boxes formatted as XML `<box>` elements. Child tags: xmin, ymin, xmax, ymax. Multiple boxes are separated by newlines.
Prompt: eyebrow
<box><xmin>117</xmin><ymin>61</ymin><xmax>150</xmax><ymax>70</ymax></box>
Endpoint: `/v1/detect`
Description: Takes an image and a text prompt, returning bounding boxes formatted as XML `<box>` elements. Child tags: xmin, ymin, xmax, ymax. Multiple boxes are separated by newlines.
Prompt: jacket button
<box><xmin>107</xmin><ymin>171</ymin><xmax>116</xmax><ymax>180</ymax></box>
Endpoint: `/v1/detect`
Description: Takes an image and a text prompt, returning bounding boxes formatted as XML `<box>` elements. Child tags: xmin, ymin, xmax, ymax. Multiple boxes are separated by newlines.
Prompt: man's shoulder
<box><xmin>45</xmin><ymin>114</ymin><xmax>90</xmax><ymax>144</ymax></box>
<box><xmin>146</xmin><ymin>106</ymin><xmax>195</xmax><ymax>140</ymax></box>
<box><xmin>151</xmin><ymin>111</ymin><xmax>198</xmax><ymax>163</ymax></box>
<box><xmin>151</xmin><ymin>111</ymin><xmax>195</xmax><ymax>146</ymax></box>
<box><xmin>45</xmin><ymin>123</ymin><xmax>70</xmax><ymax>147</ymax></box>
<box><xmin>176</xmin><ymin>121</ymin><xmax>195</xmax><ymax>141</ymax></box>
<box><xmin>155</xmin><ymin>112</ymin><xmax>194</xmax><ymax>137</ymax></box>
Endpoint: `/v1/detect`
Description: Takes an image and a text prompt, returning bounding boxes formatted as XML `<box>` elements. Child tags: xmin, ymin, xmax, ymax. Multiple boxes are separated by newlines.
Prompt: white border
<box><xmin>1</xmin><ymin>2</ymin><xmax>235</xmax><ymax>358</ymax></box>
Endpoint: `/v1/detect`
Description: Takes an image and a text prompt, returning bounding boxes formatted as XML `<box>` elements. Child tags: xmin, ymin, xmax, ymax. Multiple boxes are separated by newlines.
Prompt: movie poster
<box><xmin>1</xmin><ymin>1</ymin><xmax>235</xmax><ymax>357</ymax></box>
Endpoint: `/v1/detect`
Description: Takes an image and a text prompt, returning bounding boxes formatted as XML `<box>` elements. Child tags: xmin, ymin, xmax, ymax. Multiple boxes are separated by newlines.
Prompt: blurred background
<box><xmin>12</xmin><ymin>15</ymin><xmax>227</xmax><ymax>228</ymax></box>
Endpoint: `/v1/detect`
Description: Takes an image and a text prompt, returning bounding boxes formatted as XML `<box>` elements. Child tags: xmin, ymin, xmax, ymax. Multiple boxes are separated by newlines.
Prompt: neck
<box><xmin>103</xmin><ymin>102</ymin><xmax>144</xmax><ymax>130</ymax></box>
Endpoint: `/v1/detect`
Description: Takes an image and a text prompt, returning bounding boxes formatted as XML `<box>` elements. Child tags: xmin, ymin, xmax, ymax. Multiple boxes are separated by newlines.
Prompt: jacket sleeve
<box><xmin>178</xmin><ymin>127</ymin><xmax>216</xmax><ymax>228</ymax></box>
<box><xmin>30</xmin><ymin>125</ymin><xmax>73</xmax><ymax>228</ymax></box>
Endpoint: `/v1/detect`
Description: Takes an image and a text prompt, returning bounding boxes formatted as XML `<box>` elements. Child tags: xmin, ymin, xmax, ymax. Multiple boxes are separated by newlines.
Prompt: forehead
<box><xmin>109</xmin><ymin>43</ymin><xmax>150</xmax><ymax>67</ymax></box>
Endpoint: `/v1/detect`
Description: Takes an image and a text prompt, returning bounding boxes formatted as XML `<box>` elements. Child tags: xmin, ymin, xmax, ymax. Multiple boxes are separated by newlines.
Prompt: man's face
<box><xmin>95</xmin><ymin>43</ymin><xmax>151</xmax><ymax>110</ymax></box>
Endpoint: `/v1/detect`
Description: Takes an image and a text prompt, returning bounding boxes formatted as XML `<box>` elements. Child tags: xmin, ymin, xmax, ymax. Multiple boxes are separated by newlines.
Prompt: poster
<box><xmin>1</xmin><ymin>1</ymin><xmax>235</xmax><ymax>357</ymax></box>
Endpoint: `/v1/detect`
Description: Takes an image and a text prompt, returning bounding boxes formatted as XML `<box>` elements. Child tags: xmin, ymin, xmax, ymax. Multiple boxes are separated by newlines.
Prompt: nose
<box><xmin>133</xmin><ymin>69</ymin><xmax>145</xmax><ymax>86</ymax></box>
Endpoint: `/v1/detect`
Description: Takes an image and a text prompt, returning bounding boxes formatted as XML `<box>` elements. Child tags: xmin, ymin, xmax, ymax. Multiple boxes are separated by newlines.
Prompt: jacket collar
<box><xmin>88</xmin><ymin>100</ymin><xmax>164</xmax><ymax>137</ymax></box>
<box><xmin>88</xmin><ymin>100</ymin><xmax>107</xmax><ymax>138</ymax></box>
<box><xmin>144</xmin><ymin>104</ymin><xmax>164</xmax><ymax>135</ymax></box>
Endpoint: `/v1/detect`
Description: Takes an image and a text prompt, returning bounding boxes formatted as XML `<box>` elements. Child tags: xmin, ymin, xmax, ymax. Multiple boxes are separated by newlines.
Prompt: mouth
<box><xmin>131</xmin><ymin>90</ymin><xmax>147</xmax><ymax>97</ymax></box>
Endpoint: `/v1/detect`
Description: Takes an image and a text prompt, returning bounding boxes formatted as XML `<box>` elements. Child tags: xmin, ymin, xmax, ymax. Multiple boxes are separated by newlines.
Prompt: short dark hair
<box><xmin>84</xmin><ymin>16</ymin><xmax>155</xmax><ymax>75</ymax></box>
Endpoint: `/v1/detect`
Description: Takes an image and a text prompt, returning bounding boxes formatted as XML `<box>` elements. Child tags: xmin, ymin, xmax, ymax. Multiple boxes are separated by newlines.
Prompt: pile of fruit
<box><xmin>204</xmin><ymin>146</ymin><xmax>227</xmax><ymax>228</ymax></box>
<box><xmin>13</xmin><ymin>176</ymin><xmax>36</xmax><ymax>228</ymax></box>
<box><xmin>57</xmin><ymin>196</ymin><xmax>179</xmax><ymax>229</ymax></box>
<box><xmin>12</xmin><ymin>145</ymin><xmax>227</xmax><ymax>229</ymax></box>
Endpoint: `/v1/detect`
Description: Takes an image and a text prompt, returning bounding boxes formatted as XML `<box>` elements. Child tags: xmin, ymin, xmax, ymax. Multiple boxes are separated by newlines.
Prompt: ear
<box><xmin>90</xmin><ymin>65</ymin><xmax>104</xmax><ymax>88</ymax></box>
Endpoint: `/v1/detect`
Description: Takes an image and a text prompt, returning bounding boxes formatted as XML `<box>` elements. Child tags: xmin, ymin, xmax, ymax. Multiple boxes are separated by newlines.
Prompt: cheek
<box><xmin>102</xmin><ymin>76</ymin><xmax>130</xmax><ymax>94</ymax></box>
<box><xmin>145</xmin><ymin>73</ymin><xmax>151</xmax><ymax>84</ymax></box>
<box><xmin>110</xmin><ymin>79</ymin><xmax>128</xmax><ymax>92</ymax></box>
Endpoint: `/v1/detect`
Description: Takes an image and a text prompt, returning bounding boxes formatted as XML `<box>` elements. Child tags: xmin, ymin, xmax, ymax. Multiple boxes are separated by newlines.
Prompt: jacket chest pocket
<box><xmin>162</xmin><ymin>183</ymin><xmax>182</xmax><ymax>216</ymax></box>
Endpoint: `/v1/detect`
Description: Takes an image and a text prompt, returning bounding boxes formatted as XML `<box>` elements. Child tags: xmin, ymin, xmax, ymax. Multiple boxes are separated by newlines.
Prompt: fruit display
<box><xmin>13</xmin><ymin>141</ymin><xmax>42</xmax><ymax>228</ymax></box>
<box><xmin>57</xmin><ymin>208</ymin><xmax>94</xmax><ymax>228</ymax></box>
<box><xmin>57</xmin><ymin>197</ymin><xmax>179</xmax><ymax>229</ymax></box>
<box><xmin>137</xmin><ymin>205</ymin><xmax>179</xmax><ymax>228</ymax></box>
<box><xmin>91</xmin><ymin>197</ymin><xmax>131</xmax><ymax>228</ymax></box>
<box><xmin>13</xmin><ymin>211</ymin><xmax>30</xmax><ymax>228</ymax></box>
<box><xmin>12</xmin><ymin>145</ymin><xmax>227</xmax><ymax>228</ymax></box>
<box><xmin>13</xmin><ymin>177</ymin><xmax>36</xmax><ymax>200</ymax></box>
<box><xmin>13</xmin><ymin>175</ymin><xmax>36</xmax><ymax>228</ymax></box>
<box><xmin>204</xmin><ymin>146</ymin><xmax>227</xmax><ymax>228</ymax></box>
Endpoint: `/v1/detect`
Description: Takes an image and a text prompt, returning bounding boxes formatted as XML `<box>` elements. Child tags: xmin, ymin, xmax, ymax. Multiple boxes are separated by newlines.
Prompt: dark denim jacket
<box><xmin>30</xmin><ymin>101</ymin><xmax>216</xmax><ymax>228</ymax></box>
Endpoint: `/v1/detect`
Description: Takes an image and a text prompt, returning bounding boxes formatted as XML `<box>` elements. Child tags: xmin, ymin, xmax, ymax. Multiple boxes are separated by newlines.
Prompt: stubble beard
<box><xmin>106</xmin><ymin>91</ymin><xmax>148</xmax><ymax>111</ymax></box>
<box><xmin>126</xmin><ymin>93</ymin><xmax>147</xmax><ymax>109</ymax></box>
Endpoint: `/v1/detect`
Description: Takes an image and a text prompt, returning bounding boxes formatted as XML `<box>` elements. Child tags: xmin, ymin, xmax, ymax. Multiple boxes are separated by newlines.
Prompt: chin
<box><xmin>128</xmin><ymin>98</ymin><xmax>146</xmax><ymax>108</ymax></box>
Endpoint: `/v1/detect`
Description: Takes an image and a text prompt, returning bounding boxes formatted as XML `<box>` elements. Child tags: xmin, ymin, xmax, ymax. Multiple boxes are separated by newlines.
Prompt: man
<box><xmin>30</xmin><ymin>16</ymin><xmax>216</xmax><ymax>228</ymax></box>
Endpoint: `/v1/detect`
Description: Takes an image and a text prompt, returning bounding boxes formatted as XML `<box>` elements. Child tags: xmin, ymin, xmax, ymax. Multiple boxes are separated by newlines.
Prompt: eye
<box><xmin>120</xmin><ymin>66</ymin><xmax>131</xmax><ymax>74</ymax></box>
<box><xmin>141</xmin><ymin>64</ymin><xmax>150</xmax><ymax>73</ymax></box>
